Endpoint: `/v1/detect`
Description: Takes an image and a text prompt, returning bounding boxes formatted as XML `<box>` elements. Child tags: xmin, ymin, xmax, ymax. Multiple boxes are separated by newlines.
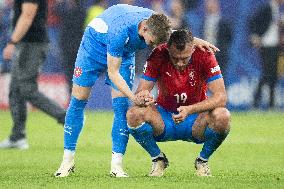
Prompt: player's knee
<box><xmin>211</xmin><ymin>108</ymin><xmax>231</xmax><ymax>134</ymax></box>
<box><xmin>126</xmin><ymin>107</ymin><xmax>146</xmax><ymax>128</ymax></box>
<box><xmin>71</xmin><ymin>84</ymin><xmax>91</xmax><ymax>100</ymax></box>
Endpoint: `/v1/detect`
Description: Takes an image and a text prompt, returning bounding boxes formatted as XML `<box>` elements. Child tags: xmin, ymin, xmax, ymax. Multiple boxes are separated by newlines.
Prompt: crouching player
<box><xmin>126</xmin><ymin>29</ymin><xmax>231</xmax><ymax>177</ymax></box>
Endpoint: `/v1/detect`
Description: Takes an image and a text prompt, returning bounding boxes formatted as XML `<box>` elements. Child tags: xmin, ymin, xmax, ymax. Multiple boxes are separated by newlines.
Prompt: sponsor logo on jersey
<box><xmin>211</xmin><ymin>65</ymin><xmax>220</xmax><ymax>73</ymax></box>
<box><xmin>165</xmin><ymin>72</ymin><xmax>172</xmax><ymax>77</ymax></box>
<box><xmin>74</xmin><ymin>67</ymin><xmax>82</xmax><ymax>78</ymax></box>
<box><xmin>189</xmin><ymin>69</ymin><xmax>195</xmax><ymax>80</ymax></box>
<box><xmin>143</xmin><ymin>62</ymin><xmax>148</xmax><ymax>73</ymax></box>
<box><xmin>189</xmin><ymin>69</ymin><xmax>196</xmax><ymax>86</ymax></box>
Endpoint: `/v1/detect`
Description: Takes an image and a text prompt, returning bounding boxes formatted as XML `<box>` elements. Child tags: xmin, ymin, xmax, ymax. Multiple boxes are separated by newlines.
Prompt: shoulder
<box><xmin>192</xmin><ymin>48</ymin><xmax>218</xmax><ymax>70</ymax></box>
<box><xmin>148</xmin><ymin>43</ymin><xmax>169</xmax><ymax>61</ymax></box>
<box><xmin>192</xmin><ymin>48</ymin><xmax>214</xmax><ymax>61</ymax></box>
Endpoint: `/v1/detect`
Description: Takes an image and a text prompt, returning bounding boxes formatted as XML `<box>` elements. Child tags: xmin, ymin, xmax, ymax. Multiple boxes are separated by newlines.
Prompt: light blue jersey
<box><xmin>73</xmin><ymin>4</ymin><xmax>154</xmax><ymax>88</ymax></box>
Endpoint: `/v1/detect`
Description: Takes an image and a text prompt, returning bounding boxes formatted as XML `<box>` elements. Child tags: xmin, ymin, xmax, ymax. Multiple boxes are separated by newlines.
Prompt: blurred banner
<box><xmin>0</xmin><ymin>73</ymin><xmax>283</xmax><ymax>111</ymax></box>
<box><xmin>1</xmin><ymin>0</ymin><xmax>284</xmax><ymax>111</ymax></box>
<box><xmin>0</xmin><ymin>74</ymin><xmax>69</xmax><ymax>110</ymax></box>
<box><xmin>0</xmin><ymin>73</ymin><xmax>113</xmax><ymax>111</ymax></box>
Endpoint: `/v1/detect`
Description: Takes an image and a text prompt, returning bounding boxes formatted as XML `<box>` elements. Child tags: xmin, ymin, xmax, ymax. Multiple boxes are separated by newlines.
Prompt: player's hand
<box><xmin>193</xmin><ymin>37</ymin><xmax>219</xmax><ymax>54</ymax></box>
<box><xmin>3</xmin><ymin>43</ymin><xmax>15</xmax><ymax>60</ymax></box>
<box><xmin>172</xmin><ymin>106</ymin><xmax>192</xmax><ymax>124</ymax></box>
<box><xmin>134</xmin><ymin>90</ymin><xmax>155</xmax><ymax>107</ymax></box>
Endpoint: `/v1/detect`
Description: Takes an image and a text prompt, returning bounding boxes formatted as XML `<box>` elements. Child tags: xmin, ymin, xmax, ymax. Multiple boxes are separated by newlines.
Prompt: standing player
<box><xmin>54</xmin><ymin>4</ymin><xmax>218</xmax><ymax>178</ymax></box>
<box><xmin>127</xmin><ymin>29</ymin><xmax>231</xmax><ymax>177</ymax></box>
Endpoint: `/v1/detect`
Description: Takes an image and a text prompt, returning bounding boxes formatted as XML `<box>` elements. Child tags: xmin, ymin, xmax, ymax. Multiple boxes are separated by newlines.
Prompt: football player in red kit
<box><xmin>126</xmin><ymin>29</ymin><xmax>231</xmax><ymax>177</ymax></box>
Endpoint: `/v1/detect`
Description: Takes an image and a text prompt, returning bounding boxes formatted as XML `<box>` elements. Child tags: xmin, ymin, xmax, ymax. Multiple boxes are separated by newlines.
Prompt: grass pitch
<box><xmin>0</xmin><ymin>110</ymin><xmax>283</xmax><ymax>189</ymax></box>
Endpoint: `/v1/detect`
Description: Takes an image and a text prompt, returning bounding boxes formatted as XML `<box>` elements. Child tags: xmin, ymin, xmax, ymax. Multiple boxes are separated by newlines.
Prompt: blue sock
<box><xmin>111</xmin><ymin>97</ymin><xmax>129</xmax><ymax>154</ymax></box>
<box><xmin>199</xmin><ymin>127</ymin><xmax>228</xmax><ymax>160</ymax></box>
<box><xmin>128</xmin><ymin>122</ymin><xmax>161</xmax><ymax>158</ymax></box>
<box><xmin>64</xmin><ymin>96</ymin><xmax>87</xmax><ymax>151</ymax></box>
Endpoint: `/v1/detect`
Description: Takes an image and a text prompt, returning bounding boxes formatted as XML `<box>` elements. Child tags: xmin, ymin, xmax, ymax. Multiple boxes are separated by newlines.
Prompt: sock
<box><xmin>111</xmin><ymin>152</ymin><xmax>123</xmax><ymax>167</ymax></box>
<box><xmin>64</xmin><ymin>96</ymin><xmax>87</xmax><ymax>151</ymax></box>
<box><xmin>63</xmin><ymin>149</ymin><xmax>75</xmax><ymax>160</ymax></box>
<box><xmin>199</xmin><ymin>127</ymin><xmax>228</xmax><ymax>160</ymax></box>
<box><xmin>111</xmin><ymin>97</ymin><xmax>129</xmax><ymax>154</ymax></box>
<box><xmin>128</xmin><ymin>122</ymin><xmax>161</xmax><ymax>158</ymax></box>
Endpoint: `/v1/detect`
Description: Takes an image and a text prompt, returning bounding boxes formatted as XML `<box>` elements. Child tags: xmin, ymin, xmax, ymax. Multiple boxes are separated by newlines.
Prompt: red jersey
<box><xmin>142</xmin><ymin>44</ymin><xmax>222</xmax><ymax>112</ymax></box>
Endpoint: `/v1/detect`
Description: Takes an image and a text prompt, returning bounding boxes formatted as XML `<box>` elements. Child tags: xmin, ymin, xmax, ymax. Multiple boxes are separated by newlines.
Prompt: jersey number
<box><xmin>174</xmin><ymin>93</ymin><xmax>187</xmax><ymax>103</ymax></box>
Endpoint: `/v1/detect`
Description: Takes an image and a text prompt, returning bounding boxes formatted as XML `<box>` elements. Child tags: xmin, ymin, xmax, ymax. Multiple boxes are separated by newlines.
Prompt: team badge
<box><xmin>189</xmin><ymin>69</ymin><xmax>196</xmax><ymax>86</ymax></box>
<box><xmin>74</xmin><ymin>67</ymin><xmax>82</xmax><ymax>78</ymax></box>
<box><xmin>189</xmin><ymin>69</ymin><xmax>195</xmax><ymax>80</ymax></box>
<box><xmin>143</xmin><ymin>62</ymin><xmax>148</xmax><ymax>73</ymax></box>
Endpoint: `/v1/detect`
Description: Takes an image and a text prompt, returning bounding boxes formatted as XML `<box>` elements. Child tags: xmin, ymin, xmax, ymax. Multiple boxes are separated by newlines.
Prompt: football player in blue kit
<box><xmin>54</xmin><ymin>4</ymin><xmax>219</xmax><ymax>178</ymax></box>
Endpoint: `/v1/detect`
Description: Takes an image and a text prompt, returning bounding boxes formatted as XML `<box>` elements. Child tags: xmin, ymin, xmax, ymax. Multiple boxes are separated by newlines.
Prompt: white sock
<box><xmin>111</xmin><ymin>152</ymin><xmax>123</xmax><ymax>166</ymax></box>
<box><xmin>151</xmin><ymin>152</ymin><xmax>164</xmax><ymax>161</ymax></box>
<box><xmin>63</xmin><ymin>149</ymin><xmax>75</xmax><ymax>160</ymax></box>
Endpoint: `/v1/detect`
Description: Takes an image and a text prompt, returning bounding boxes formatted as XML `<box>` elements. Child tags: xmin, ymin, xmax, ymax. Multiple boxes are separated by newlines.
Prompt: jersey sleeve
<box><xmin>141</xmin><ymin>48</ymin><xmax>161</xmax><ymax>82</ymax></box>
<box><xmin>107</xmin><ymin>24</ymin><xmax>128</xmax><ymax>58</ymax></box>
<box><xmin>202</xmin><ymin>53</ymin><xmax>223</xmax><ymax>83</ymax></box>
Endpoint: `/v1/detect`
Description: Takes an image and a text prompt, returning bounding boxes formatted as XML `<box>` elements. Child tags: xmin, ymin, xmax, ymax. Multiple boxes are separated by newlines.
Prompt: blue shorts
<box><xmin>154</xmin><ymin>105</ymin><xmax>204</xmax><ymax>144</ymax></box>
<box><xmin>72</xmin><ymin>37</ymin><xmax>135</xmax><ymax>90</ymax></box>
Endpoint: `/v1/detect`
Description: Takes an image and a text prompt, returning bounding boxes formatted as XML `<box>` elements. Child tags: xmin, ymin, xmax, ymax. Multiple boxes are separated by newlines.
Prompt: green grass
<box><xmin>0</xmin><ymin>111</ymin><xmax>284</xmax><ymax>189</ymax></box>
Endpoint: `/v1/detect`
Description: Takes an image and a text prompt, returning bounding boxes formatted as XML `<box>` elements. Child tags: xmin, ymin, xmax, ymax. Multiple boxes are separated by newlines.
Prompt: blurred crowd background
<box><xmin>1</xmin><ymin>0</ymin><xmax>284</xmax><ymax>111</ymax></box>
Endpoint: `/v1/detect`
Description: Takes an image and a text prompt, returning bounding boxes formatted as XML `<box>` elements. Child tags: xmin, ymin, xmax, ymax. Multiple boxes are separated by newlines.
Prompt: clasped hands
<box><xmin>133</xmin><ymin>90</ymin><xmax>155</xmax><ymax>107</ymax></box>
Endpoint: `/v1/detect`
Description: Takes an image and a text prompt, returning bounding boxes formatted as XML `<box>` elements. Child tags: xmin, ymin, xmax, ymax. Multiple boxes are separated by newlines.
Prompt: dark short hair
<box><xmin>146</xmin><ymin>14</ymin><xmax>172</xmax><ymax>45</ymax></box>
<box><xmin>167</xmin><ymin>29</ymin><xmax>194</xmax><ymax>51</ymax></box>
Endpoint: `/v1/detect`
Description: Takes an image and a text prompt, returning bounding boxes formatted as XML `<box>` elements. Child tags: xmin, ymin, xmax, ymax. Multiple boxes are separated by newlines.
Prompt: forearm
<box><xmin>190</xmin><ymin>93</ymin><xmax>227</xmax><ymax>114</ymax></box>
<box><xmin>10</xmin><ymin>14</ymin><xmax>34</xmax><ymax>43</ymax></box>
<box><xmin>107</xmin><ymin>53</ymin><xmax>136</xmax><ymax>101</ymax></box>
<box><xmin>108</xmin><ymin>71</ymin><xmax>135</xmax><ymax>101</ymax></box>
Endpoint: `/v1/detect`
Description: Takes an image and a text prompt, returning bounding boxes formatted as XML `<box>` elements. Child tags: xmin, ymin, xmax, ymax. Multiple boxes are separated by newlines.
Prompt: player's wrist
<box><xmin>8</xmin><ymin>39</ymin><xmax>18</xmax><ymax>45</ymax></box>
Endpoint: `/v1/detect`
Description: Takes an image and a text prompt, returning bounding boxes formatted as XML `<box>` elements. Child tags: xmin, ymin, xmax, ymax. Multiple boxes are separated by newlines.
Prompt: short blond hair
<box><xmin>146</xmin><ymin>14</ymin><xmax>172</xmax><ymax>45</ymax></box>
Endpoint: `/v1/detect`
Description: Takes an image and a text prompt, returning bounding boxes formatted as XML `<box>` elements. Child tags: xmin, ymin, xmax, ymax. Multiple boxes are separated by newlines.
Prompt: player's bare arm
<box><xmin>107</xmin><ymin>54</ymin><xmax>134</xmax><ymax>99</ymax></box>
<box><xmin>3</xmin><ymin>2</ymin><xmax>38</xmax><ymax>60</ymax></box>
<box><xmin>107</xmin><ymin>53</ymin><xmax>147</xmax><ymax>106</ymax></box>
<box><xmin>173</xmin><ymin>78</ymin><xmax>226</xmax><ymax>123</ymax></box>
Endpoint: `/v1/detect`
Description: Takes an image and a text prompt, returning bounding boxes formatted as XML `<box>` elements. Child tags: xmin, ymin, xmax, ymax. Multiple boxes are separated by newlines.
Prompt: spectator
<box><xmin>84</xmin><ymin>0</ymin><xmax>106</xmax><ymax>28</ymax></box>
<box><xmin>249</xmin><ymin>0</ymin><xmax>284</xmax><ymax>109</ymax></box>
<box><xmin>54</xmin><ymin>0</ymin><xmax>86</xmax><ymax>94</ymax></box>
<box><xmin>0</xmin><ymin>0</ymin><xmax>13</xmax><ymax>73</ymax></box>
<box><xmin>203</xmin><ymin>0</ymin><xmax>232</xmax><ymax>81</ymax></box>
<box><xmin>120</xmin><ymin>0</ymin><xmax>135</xmax><ymax>5</ymax></box>
<box><xmin>167</xmin><ymin>0</ymin><xmax>188</xmax><ymax>29</ymax></box>
<box><xmin>0</xmin><ymin>0</ymin><xmax>66</xmax><ymax>150</ymax></box>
